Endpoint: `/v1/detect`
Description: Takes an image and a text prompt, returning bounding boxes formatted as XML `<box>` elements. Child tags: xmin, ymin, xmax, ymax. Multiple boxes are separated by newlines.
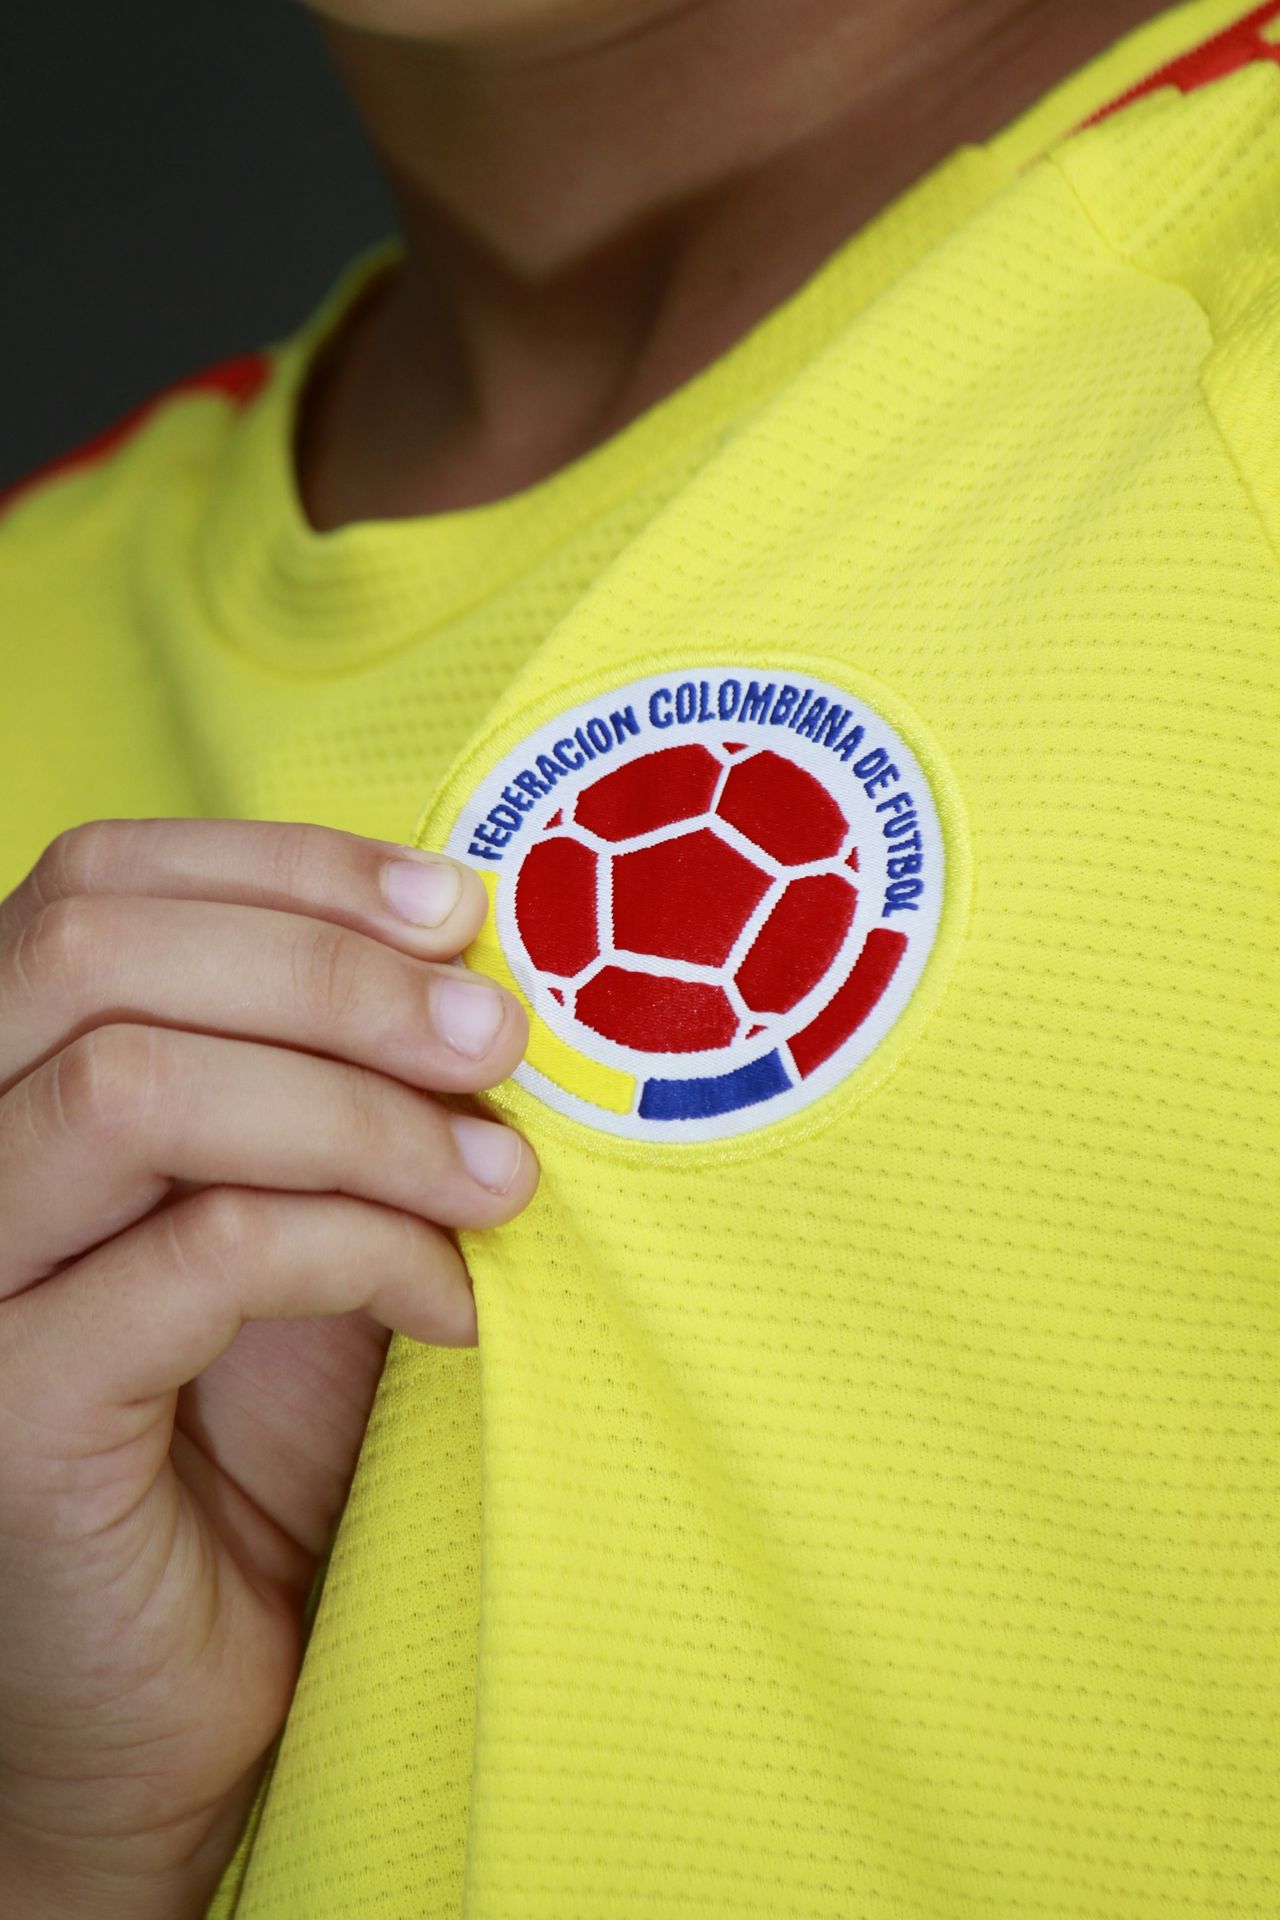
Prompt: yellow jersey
<box><xmin>2</xmin><ymin>2</ymin><xmax>1277</xmax><ymax>1913</ymax></box>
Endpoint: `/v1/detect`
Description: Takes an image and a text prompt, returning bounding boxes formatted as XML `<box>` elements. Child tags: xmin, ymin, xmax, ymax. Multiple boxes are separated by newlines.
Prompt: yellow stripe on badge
<box><xmin>467</xmin><ymin>872</ymin><xmax>636</xmax><ymax>1117</ymax></box>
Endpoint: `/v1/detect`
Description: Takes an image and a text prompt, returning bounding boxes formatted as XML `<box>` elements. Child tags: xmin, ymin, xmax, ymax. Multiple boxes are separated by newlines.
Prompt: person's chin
<box><xmin>302</xmin><ymin>0</ymin><xmax>686</xmax><ymax>51</ymax></box>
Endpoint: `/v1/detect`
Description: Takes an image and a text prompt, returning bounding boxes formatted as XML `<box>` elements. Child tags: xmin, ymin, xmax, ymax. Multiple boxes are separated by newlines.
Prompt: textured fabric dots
<box><xmin>1087</xmin><ymin>0</ymin><xmax>1280</xmax><ymax>122</ymax></box>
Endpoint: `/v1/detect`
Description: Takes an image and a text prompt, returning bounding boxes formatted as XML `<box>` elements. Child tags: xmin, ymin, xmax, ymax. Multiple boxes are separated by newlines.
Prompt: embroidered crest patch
<box><xmin>445</xmin><ymin>669</ymin><xmax>948</xmax><ymax>1142</ymax></box>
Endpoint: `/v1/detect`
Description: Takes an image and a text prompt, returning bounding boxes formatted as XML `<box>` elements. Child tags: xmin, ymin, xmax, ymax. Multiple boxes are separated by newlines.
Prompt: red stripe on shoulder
<box><xmin>0</xmin><ymin>349</ymin><xmax>271</xmax><ymax>519</ymax></box>
<box><xmin>1083</xmin><ymin>0</ymin><xmax>1280</xmax><ymax>128</ymax></box>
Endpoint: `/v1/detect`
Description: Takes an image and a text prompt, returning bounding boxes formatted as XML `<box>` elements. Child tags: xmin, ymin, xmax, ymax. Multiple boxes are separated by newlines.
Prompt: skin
<box><xmin>0</xmin><ymin>825</ymin><xmax>535</xmax><ymax>1919</ymax></box>
<box><xmin>2</xmin><ymin>4</ymin><xmax>1180</xmax><ymax>1914</ymax></box>
<box><xmin>297</xmin><ymin>0</ymin><xmax>1177</xmax><ymax>527</ymax></box>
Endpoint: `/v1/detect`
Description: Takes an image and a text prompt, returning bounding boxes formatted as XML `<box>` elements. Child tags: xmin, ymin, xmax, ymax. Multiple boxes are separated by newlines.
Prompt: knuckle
<box><xmin>17</xmin><ymin>894</ymin><xmax>108</xmax><ymax>996</ymax></box>
<box><xmin>50</xmin><ymin>1023</ymin><xmax>166</xmax><ymax>1142</ymax></box>
<box><xmin>32</xmin><ymin>820</ymin><xmax>118</xmax><ymax>904</ymax></box>
<box><xmin>292</xmin><ymin>920</ymin><xmax>366</xmax><ymax>1028</ymax></box>
<box><xmin>162</xmin><ymin>1185</ymin><xmax>268</xmax><ymax>1282</ymax></box>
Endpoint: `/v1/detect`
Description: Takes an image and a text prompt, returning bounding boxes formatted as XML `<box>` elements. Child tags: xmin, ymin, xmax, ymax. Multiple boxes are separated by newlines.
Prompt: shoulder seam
<box><xmin>0</xmin><ymin>350</ymin><xmax>271</xmax><ymax>521</ymax></box>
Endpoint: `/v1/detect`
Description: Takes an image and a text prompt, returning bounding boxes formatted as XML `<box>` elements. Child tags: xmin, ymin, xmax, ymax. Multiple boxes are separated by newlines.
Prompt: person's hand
<box><xmin>0</xmin><ymin>819</ymin><xmax>536</xmax><ymax>1919</ymax></box>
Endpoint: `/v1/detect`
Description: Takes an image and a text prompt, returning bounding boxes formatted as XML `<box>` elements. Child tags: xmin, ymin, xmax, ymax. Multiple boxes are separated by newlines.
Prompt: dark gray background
<box><xmin>3</xmin><ymin>1</ymin><xmax>396</xmax><ymax>489</ymax></box>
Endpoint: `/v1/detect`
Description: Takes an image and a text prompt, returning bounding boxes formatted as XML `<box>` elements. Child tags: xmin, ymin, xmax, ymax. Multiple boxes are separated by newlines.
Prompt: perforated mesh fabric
<box><xmin>0</xmin><ymin>3</ymin><xmax>1276</xmax><ymax>1914</ymax></box>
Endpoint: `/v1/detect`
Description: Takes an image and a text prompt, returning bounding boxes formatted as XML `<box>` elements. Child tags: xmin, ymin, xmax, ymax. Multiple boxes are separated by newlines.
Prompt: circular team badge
<box><xmin>444</xmin><ymin>668</ymin><xmax>949</xmax><ymax>1143</ymax></box>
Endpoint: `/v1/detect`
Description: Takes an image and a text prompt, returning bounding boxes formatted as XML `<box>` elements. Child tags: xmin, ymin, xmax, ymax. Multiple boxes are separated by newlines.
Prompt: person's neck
<box><xmin>298</xmin><ymin>0</ymin><xmax>1175</xmax><ymax>529</ymax></box>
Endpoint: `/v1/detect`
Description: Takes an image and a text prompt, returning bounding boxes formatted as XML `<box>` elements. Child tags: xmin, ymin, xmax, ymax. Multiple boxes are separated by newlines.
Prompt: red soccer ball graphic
<box><xmin>512</xmin><ymin>743</ymin><xmax>861</xmax><ymax>1054</ymax></box>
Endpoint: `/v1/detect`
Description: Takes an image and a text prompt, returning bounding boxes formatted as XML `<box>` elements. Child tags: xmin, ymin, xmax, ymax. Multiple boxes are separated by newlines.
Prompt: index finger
<box><xmin>0</xmin><ymin>818</ymin><xmax>488</xmax><ymax>962</ymax></box>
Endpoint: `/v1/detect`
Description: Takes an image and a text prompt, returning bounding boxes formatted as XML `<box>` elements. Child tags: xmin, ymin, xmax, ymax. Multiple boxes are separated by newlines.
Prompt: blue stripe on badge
<box><xmin>638</xmin><ymin>1050</ymin><xmax>791</xmax><ymax>1121</ymax></box>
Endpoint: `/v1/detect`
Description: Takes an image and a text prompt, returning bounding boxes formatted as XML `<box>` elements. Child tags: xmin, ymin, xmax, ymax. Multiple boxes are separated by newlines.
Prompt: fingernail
<box><xmin>453</xmin><ymin>1116</ymin><xmax>522</xmax><ymax>1194</ymax></box>
<box><xmin>381</xmin><ymin>856</ymin><xmax>463</xmax><ymax>928</ymax></box>
<box><xmin>436</xmin><ymin>976</ymin><xmax>505</xmax><ymax>1057</ymax></box>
